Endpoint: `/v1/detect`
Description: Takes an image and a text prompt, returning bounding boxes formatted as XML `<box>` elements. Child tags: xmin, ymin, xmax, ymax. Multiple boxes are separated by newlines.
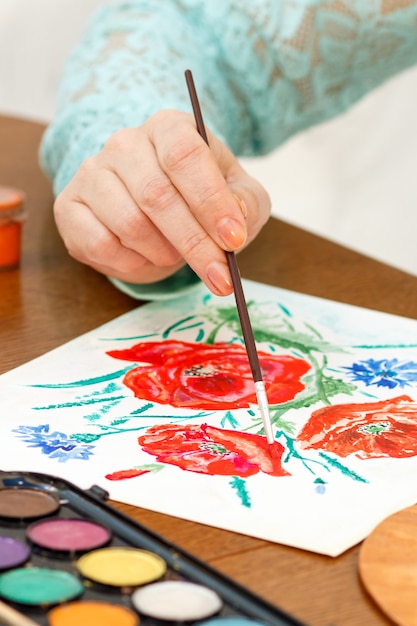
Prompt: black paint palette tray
<box><xmin>0</xmin><ymin>470</ymin><xmax>305</xmax><ymax>626</ymax></box>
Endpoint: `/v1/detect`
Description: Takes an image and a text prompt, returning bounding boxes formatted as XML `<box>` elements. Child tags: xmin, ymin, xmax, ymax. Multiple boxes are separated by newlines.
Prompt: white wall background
<box><xmin>1</xmin><ymin>1</ymin><xmax>417</xmax><ymax>276</ymax></box>
<box><xmin>0</xmin><ymin>0</ymin><xmax>103</xmax><ymax>122</ymax></box>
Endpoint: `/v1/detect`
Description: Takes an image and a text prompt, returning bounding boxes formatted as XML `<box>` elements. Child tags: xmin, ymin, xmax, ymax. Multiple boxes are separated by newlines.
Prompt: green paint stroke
<box><xmin>134</xmin><ymin>463</ymin><xmax>164</xmax><ymax>474</ymax></box>
<box><xmin>318</xmin><ymin>452</ymin><xmax>368</xmax><ymax>483</ymax></box>
<box><xmin>28</xmin><ymin>366</ymin><xmax>133</xmax><ymax>389</ymax></box>
<box><xmin>162</xmin><ymin>315</ymin><xmax>197</xmax><ymax>338</ymax></box>
<box><xmin>229</xmin><ymin>476</ymin><xmax>251</xmax><ymax>508</ymax></box>
<box><xmin>277</xmin><ymin>431</ymin><xmax>330</xmax><ymax>474</ymax></box>
<box><xmin>72</xmin><ymin>423</ymin><xmax>151</xmax><ymax>443</ymax></box>
<box><xmin>221</xmin><ymin>411</ymin><xmax>239</xmax><ymax>429</ymax></box>
<box><xmin>130</xmin><ymin>403</ymin><xmax>154</xmax><ymax>415</ymax></box>
<box><xmin>195</xmin><ymin>328</ymin><xmax>205</xmax><ymax>342</ymax></box>
<box><xmin>98</xmin><ymin>333</ymin><xmax>158</xmax><ymax>341</ymax></box>
<box><xmin>352</xmin><ymin>343</ymin><xmax>417</xmax><ymax>349</ymax></box>
<box><xmin>278</xmin><ymin>302</ymin><xmax>292</xmax><ymax>317</ymax></box>
<box><xmin>172</xmin><ymin>321</ymin><xmax>204</xmax><ymax>333</ymax></box>
<box><xmin>32</xmin><ymin>395</ymin><xmax>126</xmax><ymax>411</ymax></box>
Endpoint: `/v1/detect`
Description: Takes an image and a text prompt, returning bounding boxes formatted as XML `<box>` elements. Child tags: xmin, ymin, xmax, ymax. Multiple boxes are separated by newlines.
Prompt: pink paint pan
<box><xmin>26</xmin><ymin>518</ymin><xmax>111</xmax><ymax>555</ymax></box>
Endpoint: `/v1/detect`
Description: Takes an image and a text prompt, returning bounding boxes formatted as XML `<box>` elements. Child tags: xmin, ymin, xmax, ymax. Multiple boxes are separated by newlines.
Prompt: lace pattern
<box><xmin>40</xmin><ymin>0</ymin><xmax>417</xmax><ymax>194</ymax></box>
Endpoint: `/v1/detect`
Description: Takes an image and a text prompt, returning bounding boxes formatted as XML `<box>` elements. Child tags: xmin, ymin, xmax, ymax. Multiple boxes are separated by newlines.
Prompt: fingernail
<box><xmin>217</xmin><ymin>217</ymin><xmax>247</xmax><ymax>249</ymax></box>
<box><xmin>233</xmin><ymin>194</ymin><xmax>247</xmax><ymax>218</ymax></box>
<box><xmin>207</xmin><ymin>261</ymin><xmax>232</xmax><ymax>295</ymax></box>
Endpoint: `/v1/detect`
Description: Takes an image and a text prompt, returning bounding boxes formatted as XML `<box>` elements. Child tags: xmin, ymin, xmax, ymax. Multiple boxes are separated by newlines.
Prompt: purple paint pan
<box><xmin>26</xmin><ymin>518</ymin><xmax>111</xmax><ymax>555</ymax></box>
<box><xmin>0</xmin><ymin>536</ymin><xmax>30</xmax><ymax>571</ymax></box>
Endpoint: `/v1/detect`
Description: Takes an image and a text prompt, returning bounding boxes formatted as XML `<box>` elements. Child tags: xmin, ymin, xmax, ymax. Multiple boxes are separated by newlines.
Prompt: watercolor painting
<box><xmin>2</xmin><ymin>279</ymin><xmax>417</xmax><ymax>556</ymax></box>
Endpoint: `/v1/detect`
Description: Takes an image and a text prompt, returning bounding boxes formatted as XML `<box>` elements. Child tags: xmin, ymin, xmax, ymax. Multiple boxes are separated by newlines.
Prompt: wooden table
<box><xmin>3</xmin><ymin>114</ymin><xmax>416</xmax><ymax>626</ymax></box>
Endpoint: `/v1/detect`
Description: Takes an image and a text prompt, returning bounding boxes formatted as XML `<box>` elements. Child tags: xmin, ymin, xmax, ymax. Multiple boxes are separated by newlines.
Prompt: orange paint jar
<box><xmin>0</xmin><ymin>186</ymin><xmax>26</xmax><ymax>269</ymax></box>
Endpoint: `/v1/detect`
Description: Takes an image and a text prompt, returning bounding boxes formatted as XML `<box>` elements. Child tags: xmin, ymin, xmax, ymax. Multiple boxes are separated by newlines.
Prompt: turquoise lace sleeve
<box><xmin>108</xmin><ymin>266</ymin><xmax>200</xmax><ymax>301</ymax></box>
<box><xmin>39</xmin><ymin>0</ymin><xmax>417</xmax><ymax>299</ymax></box>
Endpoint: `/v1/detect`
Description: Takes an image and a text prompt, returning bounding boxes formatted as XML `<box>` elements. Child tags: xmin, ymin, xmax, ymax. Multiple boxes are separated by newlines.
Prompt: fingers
<box><xmin>65</xmin><ymin>158</ymin><xmax>181</xmax><ymax>268</ymax></box>
<box><xmin>225</xmin><ymin>164</ymin><xmax>272</xmax><ymax>247</ymax></box>
<box><xmin>101</xmin><ymin>121</ymin><xmax>235</xmax><ymax>294</ymax></box>
<box><xmin>55</xmin><ymin>197</ymin><xmax>186</xmax><ymax>284</ymax></box>
<box><xmin>103</xmin><ymin>116</ymin><xmax>247</xmax><ymax>256</ymax></box>
<box><xmin>102</xmin><ymin>111</ymin><xmax>270</xmax><ymax>291</ymax></box>
<box><xmin>148</xmin><ymin>112</ymin><xmax>248</xmax><ymax>252</ymax></box>
<box><xmin>54</xmin><ymin>110</ymin><xmax>271</xmax><ymax>296</ymax></box>
<box><xmin>54</xmin><ymin>175</ymin><xmax>185</xmax><ymax>285</ymax></box>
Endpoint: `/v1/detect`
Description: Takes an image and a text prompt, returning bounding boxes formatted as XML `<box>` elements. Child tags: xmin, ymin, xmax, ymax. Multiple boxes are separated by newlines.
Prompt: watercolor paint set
<box><xmin>0</xmin><ymin>470</ymin><xmax>303</xmax><ymax>626</ymax></box>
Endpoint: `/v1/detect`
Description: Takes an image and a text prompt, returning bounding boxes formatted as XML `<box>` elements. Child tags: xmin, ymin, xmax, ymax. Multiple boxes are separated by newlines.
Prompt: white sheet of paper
<box><xmin>1</xmin><ymin>280</ymin><xmax>417</xmax><ymax>556</ymax></box>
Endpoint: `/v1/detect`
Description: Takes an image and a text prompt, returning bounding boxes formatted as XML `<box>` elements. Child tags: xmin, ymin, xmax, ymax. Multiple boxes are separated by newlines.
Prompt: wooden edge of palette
<box><xmin>358</xmin><ymin>504</ymin><xmax>417</xmax><ymax>626</ymax></box>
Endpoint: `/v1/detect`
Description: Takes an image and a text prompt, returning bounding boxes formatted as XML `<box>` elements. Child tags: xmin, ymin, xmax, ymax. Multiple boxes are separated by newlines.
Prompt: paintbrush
<box><xmin>0</xmin><ymin>599</ymin><xmax>40</xmax><ymax>626</ymax></box>
<box><xmin>185</xmin><ymin>69</ymin><xmax>275</xmax><ymax>452</ymax></box>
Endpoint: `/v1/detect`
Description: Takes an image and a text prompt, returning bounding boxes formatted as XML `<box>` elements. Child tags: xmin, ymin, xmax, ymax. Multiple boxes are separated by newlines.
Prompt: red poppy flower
<box><xmin>107</xmin><ymin>340</ymin><xmax>310</xmax><ymax>409</ymax></box>
<box><xmin>298</xmin><ymin>395</ymin><xmax>417</xmax><ymax>459</ymax></box>
<box><xmin>137</xmin><ymin>423</ymin><xmax>289</xmax><ymax>477</ymax></box>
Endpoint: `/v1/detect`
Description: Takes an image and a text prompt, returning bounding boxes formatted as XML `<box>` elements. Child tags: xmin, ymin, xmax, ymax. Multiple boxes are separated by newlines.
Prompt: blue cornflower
<box><xmin>13</xmin><ymin>424</ymin><xmax>95</xmax><ymax>462</ymax></box>
<box><xmin>343</xmin><ymin>358</ymin><xmax>417</xmax><ymax>389</ymax></box>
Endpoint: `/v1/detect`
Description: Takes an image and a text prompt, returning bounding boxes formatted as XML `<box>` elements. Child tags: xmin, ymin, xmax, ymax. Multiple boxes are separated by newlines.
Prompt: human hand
<box><xmin>53</xmin><ymin>110</ymin><xmax>271</xmax><ymax>296</ymax></box>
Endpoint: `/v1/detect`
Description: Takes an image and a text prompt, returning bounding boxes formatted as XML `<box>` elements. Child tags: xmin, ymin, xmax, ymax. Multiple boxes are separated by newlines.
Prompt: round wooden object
<box><xmin>359</xmin><ymin>505</ymin><xmax>417</xmax><ymax>626</ymax></box>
